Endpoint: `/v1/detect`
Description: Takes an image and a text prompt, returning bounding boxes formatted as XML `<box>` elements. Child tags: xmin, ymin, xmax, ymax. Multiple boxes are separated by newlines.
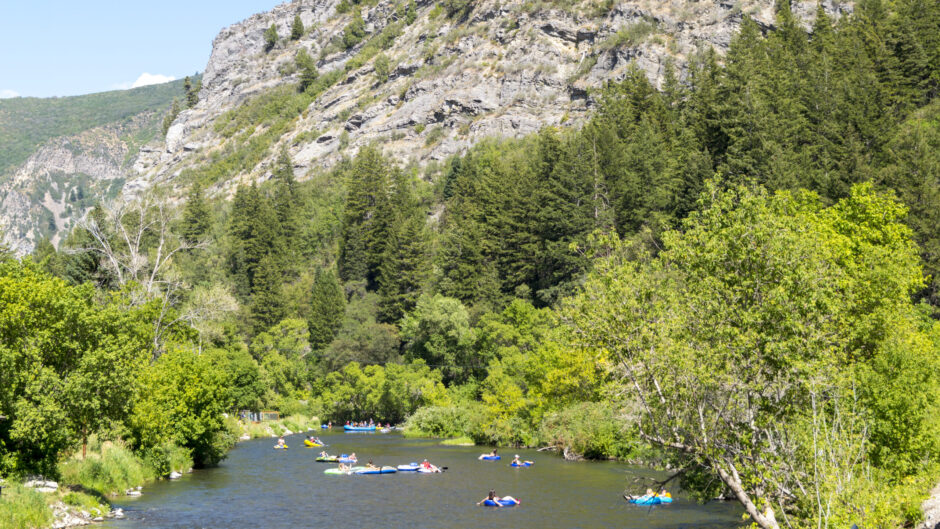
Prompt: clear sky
<box><xmin>0</xmin><ymin>0</ymin><xmax>280</xmax><ymax>98</ymax></box>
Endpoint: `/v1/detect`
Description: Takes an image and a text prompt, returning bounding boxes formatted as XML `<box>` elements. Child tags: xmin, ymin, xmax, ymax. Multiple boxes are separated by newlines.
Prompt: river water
<box><xmin>103</xmin><ymin>430</ymin><xmax>741</xmax><ymax>529</ymax></box>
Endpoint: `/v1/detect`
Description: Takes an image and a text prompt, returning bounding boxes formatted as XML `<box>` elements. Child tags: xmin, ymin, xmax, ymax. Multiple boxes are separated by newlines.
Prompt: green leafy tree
<box><xmin>290</xmin><ymin>15</ymin><xmax>304</xmax><ymax>40</ymax></box>
<box><xmin>128</xmin><ymin>346</ymin><xmax>236</xmax><ymax>467</ymax></box>
<box><xmin>400</xmin><ymin>294</ymin><xmax>477</xmax><ymax>384</ymax></box>
<box><xmin>162</xmin><ymin>98</ymin><xmax>181</xmax><ymax>136</ymax></box>
<box><xmin>341</xmin><ymin>13</ymin><xmax>366</xmax><ymax>49</ymax></box>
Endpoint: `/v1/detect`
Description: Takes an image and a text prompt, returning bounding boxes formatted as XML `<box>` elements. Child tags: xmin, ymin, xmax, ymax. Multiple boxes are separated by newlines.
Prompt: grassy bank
<box><xmin>0</xmin><ymin>483</ymin><xmax>53</xmax><ymax>529</ymax></box>
<box><xmin>238</xmin><ymin>414</ymin><xmax>320</xmax><ymax>440</ymax></box>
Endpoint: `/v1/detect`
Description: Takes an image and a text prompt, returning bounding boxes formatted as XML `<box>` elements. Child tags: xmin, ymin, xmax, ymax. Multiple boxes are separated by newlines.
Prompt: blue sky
<box><xmin>0</xmin><ymin>0</ymin><xmax>280</xmax><ymax>98</ymax></box>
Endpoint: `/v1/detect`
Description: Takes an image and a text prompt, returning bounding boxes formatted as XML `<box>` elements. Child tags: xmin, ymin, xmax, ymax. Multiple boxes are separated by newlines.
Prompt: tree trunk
<box><xmin>716</xmin><ymin>460</ymin><xmax>780</xmax><ymax>529</ymax></box>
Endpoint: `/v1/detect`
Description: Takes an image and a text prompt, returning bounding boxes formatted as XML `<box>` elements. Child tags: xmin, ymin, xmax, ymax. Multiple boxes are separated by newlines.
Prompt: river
<box><xmin>103</xmin><ymin>430</ymin><xmax>741</xmax><ymax>528</ymax></box>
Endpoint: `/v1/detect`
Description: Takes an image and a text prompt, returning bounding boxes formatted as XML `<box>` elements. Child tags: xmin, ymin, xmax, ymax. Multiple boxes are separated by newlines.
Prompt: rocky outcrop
<box><xmin>0</xmin><ymin>114</ymin><xmax>158</xmax><ymax>255</ymax></box>
<box><xmin>137</xmin><ymin>0</ymin><xmax>851</xmax><ymax>200</ymax></box>
<box><xmin>920</xmin><ymin>482</ymin><xmax>940</xmax><ymax>529</ymax></box>
<box><xmin>2</xmin><ymin>0</ymin><xmax>852</xmax><ymax>252</ymax></box>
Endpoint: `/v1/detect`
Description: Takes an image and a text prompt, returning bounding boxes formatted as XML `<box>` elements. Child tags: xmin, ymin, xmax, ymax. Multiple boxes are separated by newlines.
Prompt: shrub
<box><xmin>0</xmin><ymin>483</ymin><xmax>52</xmax><ymax>529</ymax></box>
<box><xmin>538</xmin><ymin>402</ymin><xmax>636</xmax><ymax>459</ymax></box>
<box><xmin>59</xmin><ymin>442</ymin><xmax>147</xmax><ymax>495</ymax></box>
<box><xmin>141</xmin><ymin>441</ymin><xmax>193</xmax><ymax>478</ymax></box>
<box><xmin>403</xmin><ymin>404</ymin><xmax>482</xmax><ymax>438</ymax></box>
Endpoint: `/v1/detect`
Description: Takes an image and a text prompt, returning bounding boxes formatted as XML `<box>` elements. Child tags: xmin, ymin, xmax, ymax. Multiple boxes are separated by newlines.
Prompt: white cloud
<box><xmin>113</xmin><ymin>73</ymin><xmax>176</xmax><ymax>90</ymax></box>
<box><xmin>0</xmin><ymin>89</ymin><xmax>20</xmax><ymax>98</ymax></box>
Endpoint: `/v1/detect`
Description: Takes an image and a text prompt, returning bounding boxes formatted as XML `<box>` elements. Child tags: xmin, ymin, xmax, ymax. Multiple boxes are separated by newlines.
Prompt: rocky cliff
<box><xmin>138</xmin><ymin>0</ymin><xmax>850</xmax><ymax>197</ymax></box>
<box><xmin>3</xmin><ymin>0</ymin><xmax>851</xmax><ymax>253</ymax></box>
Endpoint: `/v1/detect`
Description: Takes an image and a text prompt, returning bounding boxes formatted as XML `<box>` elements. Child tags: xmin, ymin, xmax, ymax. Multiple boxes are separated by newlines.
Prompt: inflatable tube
<box><xmin>338</xmin><ymin>457</ymin><xmax>357</xmax><ymax>464</ymax></box>
<box><xmin>344</xmin><ymin>425</ymin><xmax>376</xmax><ymax>432</ymax></box>
<box><xmin>303</xmin><ymin>440</ymin><xmax>324</xmax><ymax>447</ymax></box>
<box><xmin>510</xmin><ymin>461</ymin><xmax>533</xmax><ymax>467</ymax></box>
<box><xmin>416</xmin><ymin>467</ymin><xmax>441</xmax><ymax>473</ymax></box>
<box><xmin>628</xmin><ymin>496</ymin><xmax>662</xmax><ymax>505</ymax></box>
<box><xmin>380</xmin><ymin>428</ymin><xmax>391</xmax><ymax>433</ymax></box>
<box><xmin>483</xmin><ymin>498</ymin><xmax>520</xmax><ymax>507</ymax></box>
<box><xmin>316</xmin><ymin>456</ymin><xmax>339</xmax><ymax>463</ymax></box>
<box><xmin>480</xmin><ymin>455</ymin><xmax>501</xmax><ymax>461</ymax></box>
<box><xmin>324</xmin><ymin>468</ymin><xmax>349</xmax><ymax>475</ymax></box>
<box><xmin>355</xmin><ymin>466</ymin><xmax>397</xmax><ymax>475</ymax></box>
<box><xmin>397</xmin><ymin>464</ymin><xmax>420</xmax><ymax>471</ymax></box>
<box><xmin>320</xmin><ymin>424</ymin><xmax>329</xmax><ymax>429</ymax></box>
<box><xmin>658</xmin><ymin>495</ymin><xmax>673</xmax><ymax>504</ymax></box>
<box><xmin>274</xmin><ymin>445</ymin><xmax>288</xmax><ymax>450</ymax></box>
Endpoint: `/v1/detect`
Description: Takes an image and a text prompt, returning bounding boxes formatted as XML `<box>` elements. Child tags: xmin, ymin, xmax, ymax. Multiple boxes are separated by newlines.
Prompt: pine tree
<box><xmin>264</xmin><ymin>23</ymin><xmax>278</xmax><ymax>52</ymax></box>
<box><xmin>308</xmin><ymin>268</ymin><xmax>346</xmax><ymax>350</ymax></box>
<box><xmin>184</xmin><ymin>76</ymin><xmax>199</xmax><ymax>108</ymax></box>
<box><xmin>250</xmin><ymin>254</ymin><xmax>286</xmax><ymax>335</ymax></box>
<box><xmin>181</xmin><ymin>182</ymin><xmax>211</xmax><ymax>244</ymax></box>
<box><xmin>272</xmin><ymin>148</ymin><xmax>301</xmax><ymax>268</ymax></box>
<box><xmin>337</xmin><ymin>146</ymin><xmax>391</xmax><ymax>287</ymax></box>
<box><xmin>290</xmin><ymin>15</ymin><xmax>304</xmax><ymax>40</ymax></box>
<box><xmin>162</xmin><ymin>98</ymin><xmax>181</xmax><ymax>137</ymax></box>
<box><xmin>229</xmin><ymin>184</ymin><xmax>283</xmax><ymax>299</ymax></box>
<box><xmin>295</xmin><ymin>49</ymin><xmax>318</xmax><ymax>92</ymax></box>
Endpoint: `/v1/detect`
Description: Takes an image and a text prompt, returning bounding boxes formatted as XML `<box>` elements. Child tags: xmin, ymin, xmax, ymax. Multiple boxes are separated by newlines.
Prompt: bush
<box><xmin>59</xmin><ymin>442</ymin><xmax>147</xmax><ymax>495</ymax></box>
<box><xmin>403</xmin><ymin>404</ymin><xmax>481</xmax><ymax>439</ymax></box>
<box><xmin>538</xmin><ymin>402</ymin><xmax>636</xmax><ymax>459</ymax></box>
<box><xmin>0</xmin><ymin>483</ymin><xmax>53</xmax><ymax>529</ymax></box>
<box><xmin>141</xmin><ymin>441</ymin><xmax>193</xmax><ymax>478</ymax></box>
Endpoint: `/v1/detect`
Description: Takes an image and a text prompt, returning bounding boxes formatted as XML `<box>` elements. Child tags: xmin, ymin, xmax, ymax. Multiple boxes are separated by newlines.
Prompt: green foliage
<box><xmin>295</xmin><ymin>48</ymin><xmax>319</xmax><ymax>92</ymax></box>
<box><xmin>128</xmin><ymin>346</ymin><xmax>237</xmax><ymax>467</ymax></box>
<box><xmin>308</xmin><ymin>268</ymin><xmax>345</xmax><ymax>350</ymax></box>
<box><xmin>183</xmin><ymin>76</ymin><xmax>200</xmax><ymax>108</ymax></box>
<box><xmin>442</xmin><ymin>0</ymin><xmax>472</xmax><ymax>18</ymax></box>
<box><xmin>402</xmin><ymin>404</ymin><xmax>482</xmax><ymax>439</ymax></box>
<box><xmin>342</xmin><ymin>13</ymin><xmax>366</xmax><ymax>49</ymax></box>
<box><xmin>162</xmin><ymin>98</ymin><xmax>182</xmax><ymax>137</ymax></box>
<box><xmin>181</xmin><ymin>182</ymin><xmax>210</xmax><ymax>243</ymax></box>
<box><xmin>0</xmin><ymin>261</ymin><xmax>148</xmax><ymax>476</ymax></box>
<box><xmin>374</xmin><ymin>53</ymin><xmax>391</xmax><ymax>83</ymax></box>
<box><xmin>318</xmin><ymin>361</ymin><xmax>448</xmax><ymax>422</ymax></box>
<box><xmin>566</xmin><ymin>181</ymin><xmax>938</xmax><ymax>526</ymax></box>
<box><xmin>401</xmin><ymin>294</ymin><xmax>476</xmax><ymax>384</ymax></box>
<box><xmin>139</xmin><ymin>441</ymin><xmax>193</xmax><ymax>478</ymax></box>
<box><xmin>0</xmin><ymin>483</ymin><xmax>53</xmax><ymax>529</ymax></box>
<box><xmin>58</xmin><ymin>442</ymin><xmax>147</xmax><ymax>495</ymax></box>
<box><xmin>539</xmin><ymin>402</ymin><xmax>637</xmax><ymax>459</ymax></box>
<box><xmin>322</xmin><ymin>282</ymin><xmax>401</xmax><ymax>370</ymax></box>
<box><xmin>0</xmin><ymin>78</ymin><xmax>188</xmax><ymax>174</ymax></box>
<box><xmin>264</xmin><ymin>23</ymin><xmax>278</xmax><ymax>52</ymax></box>
<box><xmin>290</xmin><ymin>15</ymin><xmax>304</xmax><ymax>40</ymax></box>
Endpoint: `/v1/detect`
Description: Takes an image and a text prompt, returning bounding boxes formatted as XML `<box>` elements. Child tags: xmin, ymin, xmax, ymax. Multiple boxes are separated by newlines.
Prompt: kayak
<box><xmin>344</xmin><ymin>425</ymin><xmax>376</xmax><ymax>432</ymax></box>
<box><xmin>510</xmin><ymin>461</ymin><xmax>533</xmax><ymax>467</ymax></box>
<box><xmin>480</xmin><ymin>455</ymin><xmax>500</xmax><ymax>461</ymax></box>
<box><xmin>316</xmin><ymin>456</ymin><xmax>339</xmax><ymax>463</ymax></box>
<box><xmin>483</xmin><ymin>498</ymin><xmax>520</xmax><ymax>507</ymax></box>
<box><xmin>397</xmin><ymin>463</ymin><xmax>420</xmax><ymax>471</ymax></box>
<box><xmin>303</xmin><ymin>440</ymin><xmax>324</xmax><ymax>447</ymax></box>
<box><xmin>355</xmin><ymin>466</ymin><xmax>397</xmax><ymax>475</ymax></box>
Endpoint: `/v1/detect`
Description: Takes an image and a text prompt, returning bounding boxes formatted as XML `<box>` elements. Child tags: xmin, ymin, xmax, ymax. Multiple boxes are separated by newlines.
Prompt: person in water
<box><xmin>348</xmin><ymin>452</ymin><xmax>357</xmax><ymax>461</ymax></box>
<box><xmin>319</xmin><ymin>450</ymin><xmax>329</xmax><ymax>458</ymax></box>
<box><xmin>421</xmin><ymin>459</ymin><xmax>431</xmax><ymax>470</ymax></box>
<box><xmin>478</xmin><ymin>490</ymin><xmax>518</xmax><ymax>506</ymax></box>
<box><xmin>478</xmin><ymin>448</ymin><xmax>497</xmax><ymax>459</ymax></box>
<box><xmin>511</xmin><ymin>454</ymin><xmax>533</xmax><ymax>466</ymax></box>
<box><xmin>366</xmin><ymin>459</ymin><xmax>379</xmax><ymax>470</ymax></box>
<box><xmin>338</xmin><ymin>462</ymin><xmax>349</xmax><ymax>472</ymax></box>
<box><xmin>276</xmin><ymin>436</ymin><xmax>286</xmax><ymax>448</ymax></box>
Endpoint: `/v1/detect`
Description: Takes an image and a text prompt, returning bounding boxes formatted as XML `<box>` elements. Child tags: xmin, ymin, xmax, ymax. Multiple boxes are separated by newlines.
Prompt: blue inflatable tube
<box><xmin>338</xmin><ymin>457</ymin><xmax>357</xmax><ymax>464</ymax></box>
<box><xmin>321</xmin><ymin>424</ymin><xmax>329</xmax><ymax>429</ymax></box>
<box><xmin>480</xmin><ymin>455</ymin><xmax>500</xmax><ymax>461</ymax></box>
<box><xmin>344</xmin><ymin>425</ymin><xmax>376</xmax><ymax>432</ymax></box>
<box><xmin>510</xmin><ymin>461</ymin><xmax>533</xmax><ymax>467</ymax></box>
<box><xmin>397</xmin><ymin>463</ymin><xmax>420</xmax><ymax>471</ymax></box>
<box><xmin>627</xmin><ymin>495</ymin><xmax>671</xmax><ymax>505</ymax></box>
<box><xmin>483</xmin><ymin>499</ymin><xmax>519</xmax><ymax>507</ymax></box>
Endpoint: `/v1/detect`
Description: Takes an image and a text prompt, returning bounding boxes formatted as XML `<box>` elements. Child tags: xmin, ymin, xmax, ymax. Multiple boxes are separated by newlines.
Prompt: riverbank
<box><xmin>0</xmin><ymin>414</ymin><xmax>319</xmax><ymax>529</ymax></box>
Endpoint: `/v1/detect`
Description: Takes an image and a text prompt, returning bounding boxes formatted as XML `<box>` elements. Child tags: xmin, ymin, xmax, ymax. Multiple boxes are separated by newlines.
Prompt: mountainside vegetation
<box><xmin>0</xmin><ymin>79</ymin><xmax>190</xmax><ymax>176</ymax></box>
<box><xmin>1</xmin><ymin>0</ymin><xmax>939</xmax><ymax>528</ymax></box>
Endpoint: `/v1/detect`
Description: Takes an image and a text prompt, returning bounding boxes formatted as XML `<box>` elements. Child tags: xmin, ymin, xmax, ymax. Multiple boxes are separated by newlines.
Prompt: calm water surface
<box><xmin>104</xmin><ymin>430</ymin><xmax>741</xmax><ymax>528</ymax></box>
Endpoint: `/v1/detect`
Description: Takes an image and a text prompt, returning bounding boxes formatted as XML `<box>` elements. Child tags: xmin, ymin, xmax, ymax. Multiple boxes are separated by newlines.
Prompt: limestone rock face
<box><xmin>138</xmin><ymin>0</ymin><xmax>850</xmax><ymax>200</ymax></box>
<box><xmin>2</xmin><ymin>0</ymin><xmax>852</xmax><ymax>253</ymax></box>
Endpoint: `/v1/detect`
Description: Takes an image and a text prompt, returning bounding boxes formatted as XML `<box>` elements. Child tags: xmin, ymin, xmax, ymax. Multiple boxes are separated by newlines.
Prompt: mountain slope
<box><xmin>0</xmin><ymin>80</ymin><xmax>190</xmax><ymax>253</ymax></box>
<box><xmin>140</xmin><ymin>0</ymin><xmax>849</xmax><ymax>197</ymax></box>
